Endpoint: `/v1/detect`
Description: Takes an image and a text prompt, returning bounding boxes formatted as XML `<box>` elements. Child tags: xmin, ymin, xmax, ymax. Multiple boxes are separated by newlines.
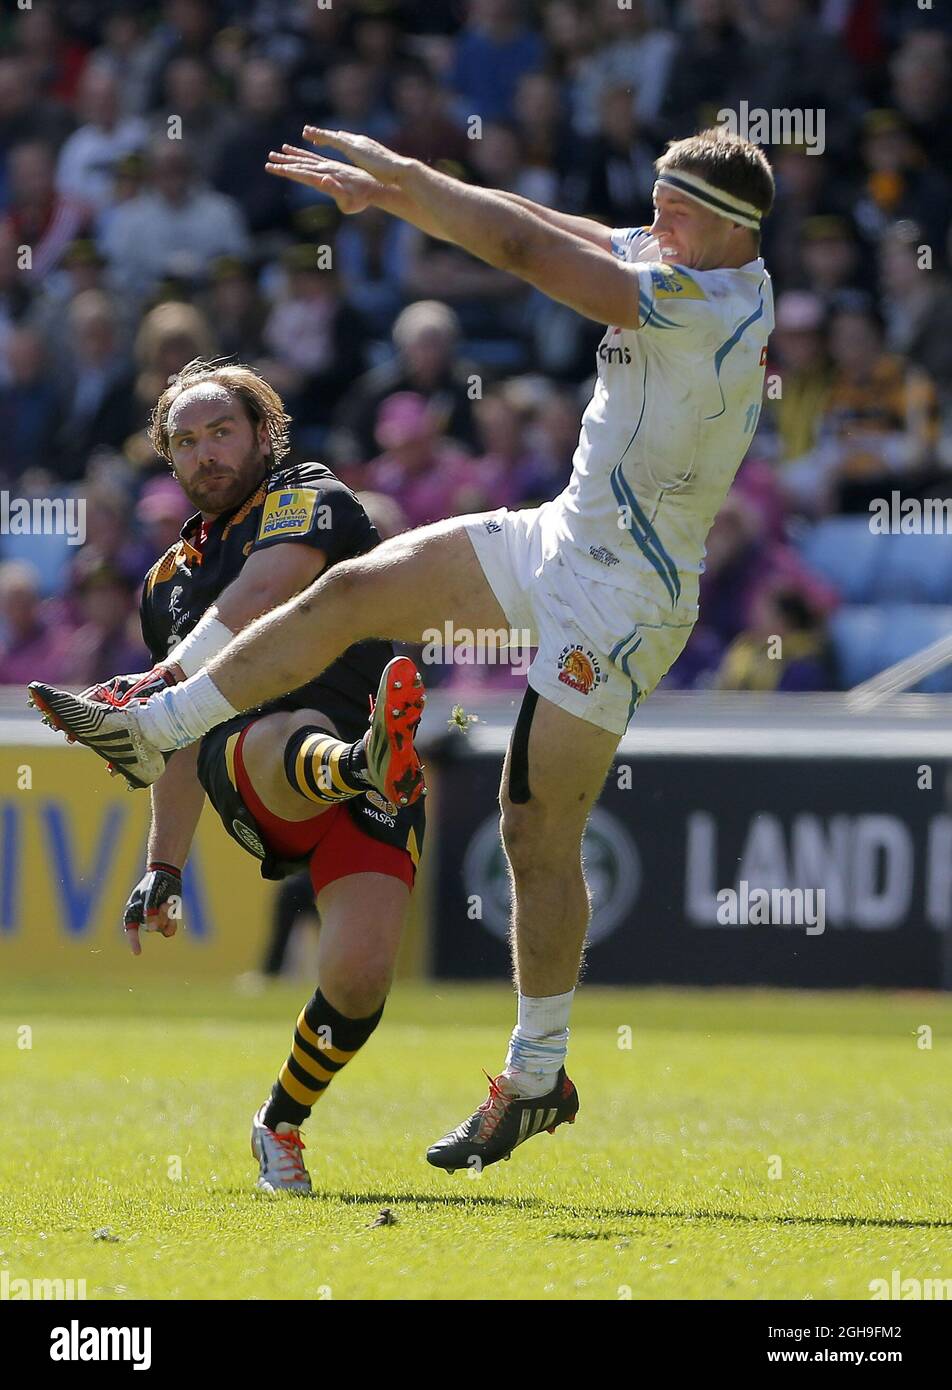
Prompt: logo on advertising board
<box><xmin>462</xmin><ymin>806</ymin><xmax>639</xmax><ymax>945</ymax></box>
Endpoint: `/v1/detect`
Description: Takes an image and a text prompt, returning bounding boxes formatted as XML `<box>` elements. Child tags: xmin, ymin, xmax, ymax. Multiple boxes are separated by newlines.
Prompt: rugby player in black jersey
<box><xmin>34</xmin><ymin>359</ymin><xmax>426</xmax><ymax>1193</ymax></box>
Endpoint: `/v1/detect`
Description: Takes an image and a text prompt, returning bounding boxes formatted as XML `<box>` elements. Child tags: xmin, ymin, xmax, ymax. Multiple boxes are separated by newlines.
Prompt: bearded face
<box><xmin>166</xmin><ymin>384</ymin><xmax>270</xmax><ymax>517</ymax></box>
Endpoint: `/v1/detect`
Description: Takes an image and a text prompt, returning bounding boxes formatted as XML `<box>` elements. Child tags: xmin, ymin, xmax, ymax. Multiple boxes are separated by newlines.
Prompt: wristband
<box><xmin>147</xmin><ymin>860</ymin><xmax>181</xmax><ymax>876</ymax></box>
<box><xmin>166</xmin><ymin>608</ymin><xmax>235</xmax><ymax>677</ymax></box>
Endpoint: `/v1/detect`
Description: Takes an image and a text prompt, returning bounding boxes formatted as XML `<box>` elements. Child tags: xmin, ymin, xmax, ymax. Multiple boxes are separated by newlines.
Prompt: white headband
<box><xmin>654</xmin><ymin>169</ymin><xmax>762</xmax><ymax>231</ymax></box>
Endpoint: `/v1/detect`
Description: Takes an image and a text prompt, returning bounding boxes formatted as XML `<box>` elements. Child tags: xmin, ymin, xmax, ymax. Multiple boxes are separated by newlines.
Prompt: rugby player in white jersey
<box><xmin>31</xmin><ymin>125</ymin><xmax>775</xmax><ymax>1171</ymax></box>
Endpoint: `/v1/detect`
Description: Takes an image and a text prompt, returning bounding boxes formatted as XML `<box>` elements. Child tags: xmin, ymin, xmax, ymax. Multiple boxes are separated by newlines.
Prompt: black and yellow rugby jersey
<box><xmin>139</xmin><ymin>460</ymin><xmax>393</xmax><ymax>740</ymax></box>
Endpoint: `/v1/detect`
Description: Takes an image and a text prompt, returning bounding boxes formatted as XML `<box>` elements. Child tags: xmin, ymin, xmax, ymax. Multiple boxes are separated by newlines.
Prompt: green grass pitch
<box><xmin>1</xmin><ymin>981</ymin><xmax>950</xmax><ymax>1301</ymax></box>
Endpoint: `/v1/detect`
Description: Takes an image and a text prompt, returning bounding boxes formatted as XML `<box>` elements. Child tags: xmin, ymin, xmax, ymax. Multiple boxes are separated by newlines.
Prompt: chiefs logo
<box><xmin>557</xmin><ymin>644</ymin><xmax>602</xmax><ymax>695</ymax></box>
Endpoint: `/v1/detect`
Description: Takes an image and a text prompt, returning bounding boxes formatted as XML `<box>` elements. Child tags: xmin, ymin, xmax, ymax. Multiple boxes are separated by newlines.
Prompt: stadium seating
<box><xmin>829</xmin><ymin>604</ymin><xmax>952</xmax><ymax>691</ymax></box>
<box><xmin>879</xmin><ymin>529</ymin><xmax>952</xmax><ymax>604</ymax></box>
<box><xmin>797</xmin><ymin>518</ymin><xmax>952</xmax><ymax>606</ymax></box>
<box><xmin>796</xmin><ymin>517</ymin><xmax>882</xmax><ymax>603</ymax></box>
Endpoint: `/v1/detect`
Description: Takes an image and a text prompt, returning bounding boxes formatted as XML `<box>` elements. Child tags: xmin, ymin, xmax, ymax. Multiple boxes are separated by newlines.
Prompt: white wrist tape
<box><xmin>166</xmin><ymin>609</ymin><xmax>235</xmax><ymax>678</ymax></box>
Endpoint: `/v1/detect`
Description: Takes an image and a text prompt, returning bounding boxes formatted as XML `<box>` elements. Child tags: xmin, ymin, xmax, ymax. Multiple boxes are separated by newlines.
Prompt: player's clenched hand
<box><xmin>123</xmin><ymin>862</ymin><xmax>183</xmax><ymax>956</ymax></box>
<box><xmin>265</xmin><ymin>146</ymin><xmax>382</xmax><ymax>214</ymax></box>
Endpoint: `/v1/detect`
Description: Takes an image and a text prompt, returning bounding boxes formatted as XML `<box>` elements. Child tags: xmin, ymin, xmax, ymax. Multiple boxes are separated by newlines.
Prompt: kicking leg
<box><xmin>138</xmin><ymin>516</ymin><xmax>509</xmax><ymax>748</ymax></box>
<box><xmin>27</xmin><ymin>512</ymin><xmax>519</xmax><ymax>792</ymax></box>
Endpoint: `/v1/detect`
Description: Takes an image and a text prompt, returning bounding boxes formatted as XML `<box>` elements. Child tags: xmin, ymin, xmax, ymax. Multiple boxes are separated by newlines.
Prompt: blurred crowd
<box><xmin>2</xmin><ymin>0</ymin><xmax>952</xmax><ymax>696</ymax></box>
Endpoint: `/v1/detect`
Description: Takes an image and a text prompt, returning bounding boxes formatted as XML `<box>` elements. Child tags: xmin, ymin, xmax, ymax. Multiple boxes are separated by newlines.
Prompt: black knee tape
<box><xmin>283</xmin><ymin>724</ymin><xmax>336</xmax><ymax>798</ymax></box>
<box><xmin>508</xmin><ymin>687</ymin><xmax>538</xmax><ymax>804</ymax></box>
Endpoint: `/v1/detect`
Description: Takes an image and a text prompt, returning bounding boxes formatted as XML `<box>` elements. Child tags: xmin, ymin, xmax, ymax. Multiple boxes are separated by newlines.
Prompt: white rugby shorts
<box><xmin>464</xmin><ymin>505</ymin><xmax>696</xmax><ymax>736</ymax></box>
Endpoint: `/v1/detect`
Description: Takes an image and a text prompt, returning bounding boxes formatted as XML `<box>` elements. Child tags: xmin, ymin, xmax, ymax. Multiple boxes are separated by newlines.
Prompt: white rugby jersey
<box><xmin>541</xmin><ymin>226</ymin><xmax>775</xmax><ymax>619</ymax></box>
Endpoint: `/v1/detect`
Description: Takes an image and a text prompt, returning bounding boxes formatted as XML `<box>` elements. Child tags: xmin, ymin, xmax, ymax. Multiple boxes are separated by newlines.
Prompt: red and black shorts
<box><xmin>196</xmin><ymin>713</ymin><xmax>424</xmax><ymax>897</ymax></box>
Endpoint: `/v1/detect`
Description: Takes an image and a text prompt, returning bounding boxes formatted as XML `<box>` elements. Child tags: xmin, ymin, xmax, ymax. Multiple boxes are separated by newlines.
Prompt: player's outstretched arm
<box><xmin>266</xmin><ymin>143</ymin><xmax>613</xmax><ymax>252</ymax></box>
<box><xmin>491</xmin><ymin>192</ymin><xmax>613</xmax><ymax>253</ymax></box>
<box><xmin>121</xmin><ymin>544</ymin><xmax>330</xmax><ymax>947</ymax></box>
<box><xmin>124</xmin><ymin>743</ymin><xmax>205</xmax><ymax>955</ymax></box>
<box><xmin>266</xmin><ymin>132</ymin><xmax>634</xmax><ymax>326</ymax></box>
<box><xmin>146</xmin><ymin>744</ymin><xmax>204</xmax><ymax>872</ymax></box>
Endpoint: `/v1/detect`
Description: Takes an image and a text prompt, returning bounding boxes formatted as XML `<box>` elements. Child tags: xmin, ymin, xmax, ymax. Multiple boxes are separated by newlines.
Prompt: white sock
<box><xmin>134</xmin><ymin>670</ymin><xmax>238</xmax><ymax>750</ymax></box>
<box><xmin>503</xmin><ymin>989</ymin><xmax>575</xmax><ymax>1098</ymax></box>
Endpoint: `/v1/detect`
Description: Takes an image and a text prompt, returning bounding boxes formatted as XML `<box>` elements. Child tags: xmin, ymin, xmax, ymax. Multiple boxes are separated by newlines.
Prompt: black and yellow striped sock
<box><xmin>284</xmin><ymin>725</ymin><xmax>370</xmax><ymax>804</ymax></box>
<box><xmin>263</xmin><ymin>988</ymin><xmax>385</xmax><ymax>1129</ymax></box>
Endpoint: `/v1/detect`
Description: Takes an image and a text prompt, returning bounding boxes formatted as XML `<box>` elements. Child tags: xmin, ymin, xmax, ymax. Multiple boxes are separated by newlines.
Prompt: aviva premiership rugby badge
<box><xmin>557</xmin><ymin>644</ymin><xmax>603</xmax><ymax>695</ymax></box>
<box><xmin>258</xmin><ymin>488</ymin><xmax>319</xmax><ymax>540</ymax></box>
<box><xmin>648</xmin><ymin>266</ymin><xmax>705</xmax><ymax>299</ymax></box>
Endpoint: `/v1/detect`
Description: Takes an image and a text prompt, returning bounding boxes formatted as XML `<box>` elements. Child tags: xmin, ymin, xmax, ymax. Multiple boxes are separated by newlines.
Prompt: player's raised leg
<box><xmin>170</xmin><ymin>517</ymin><xmax>504</xmax><ymax>740</ymax></box>
<box><xmin>426</xmin><ymin>692</ymin><xmax>620</xmax><ymax>1171</ymax></box>
<box><xmin>29</xmin><ymin>516</ymin><xmax>509</xmax><ymax>788</ymax></box>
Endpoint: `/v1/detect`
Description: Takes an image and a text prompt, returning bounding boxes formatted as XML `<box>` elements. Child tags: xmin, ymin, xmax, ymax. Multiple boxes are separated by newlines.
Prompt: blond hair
<box><xmin>656</xmin><ymin>127</ymin><xmax>775</xmax><ymax>221</ymax></box>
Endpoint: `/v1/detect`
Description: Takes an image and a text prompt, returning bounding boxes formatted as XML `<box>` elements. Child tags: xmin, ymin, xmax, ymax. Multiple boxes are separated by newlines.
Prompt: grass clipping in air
<box><xmin>448</xmin><ymin>703</ymin><xmax>479</xmax><ymax>734</ymax></box>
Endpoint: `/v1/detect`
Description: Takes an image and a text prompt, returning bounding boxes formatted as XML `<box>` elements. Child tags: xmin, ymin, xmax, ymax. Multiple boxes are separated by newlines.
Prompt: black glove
<box><xmin>123</xmin><ymin>861</ymin><xmax>183</xmax><ymax>955</ymax></box>
<box><xmin>83</xmin><ymin>666</ymin><xmax>179</xmax><ymax>707</ymax></box>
